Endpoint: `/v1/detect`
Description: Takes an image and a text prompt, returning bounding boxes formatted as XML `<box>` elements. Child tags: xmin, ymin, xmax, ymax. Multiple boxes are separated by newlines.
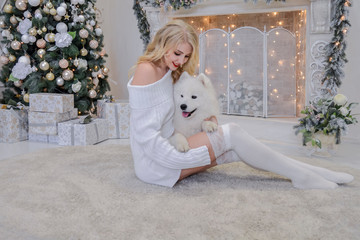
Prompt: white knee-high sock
<box><xmin>207</xmin><ymin>128</ymin><xmax>241</xmax><ymax>165</ymax></box>
<box><xmin>220</xmin><ymin>123</ymin><xmax>340</xmax><ymax>189</ymax></box>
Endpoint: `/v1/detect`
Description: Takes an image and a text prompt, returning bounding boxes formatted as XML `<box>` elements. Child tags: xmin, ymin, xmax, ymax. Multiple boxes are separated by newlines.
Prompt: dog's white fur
<box><xmin>169</xmin><ymin>72</ymin><xmax>220</xmax><ymax>152</ymax></box>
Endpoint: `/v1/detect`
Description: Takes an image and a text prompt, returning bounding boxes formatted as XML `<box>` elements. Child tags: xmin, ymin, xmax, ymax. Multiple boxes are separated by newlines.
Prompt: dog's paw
<box><xmin>202</xmin><ymin>120</ymin><xmax>218</xmax><ymax>133</ymax></box>
<box><xmin>169</xmin><ymin>132</ymin><xmax>190</xmax><ymax>152</ymax></box>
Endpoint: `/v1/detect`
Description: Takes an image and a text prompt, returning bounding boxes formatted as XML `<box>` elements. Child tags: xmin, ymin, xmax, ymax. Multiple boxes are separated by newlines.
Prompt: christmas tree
<box><xmin>0</xmin><ymin>0</ymin><xmax>110</xmax><ymax>114</ymax></box>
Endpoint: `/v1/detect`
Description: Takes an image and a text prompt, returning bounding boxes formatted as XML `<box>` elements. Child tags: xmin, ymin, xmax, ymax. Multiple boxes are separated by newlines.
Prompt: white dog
<box><xmin>169</xmin><ymin>72</ymin><xmax>220</xmax><ymax>152</ymax></box>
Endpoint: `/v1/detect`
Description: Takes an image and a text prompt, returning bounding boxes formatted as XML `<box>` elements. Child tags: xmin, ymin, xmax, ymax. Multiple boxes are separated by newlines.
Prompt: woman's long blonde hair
<box><xmin>129</xmin><ymin>19</ymin><xmax>199</xmax><ymax>83</ymax></box>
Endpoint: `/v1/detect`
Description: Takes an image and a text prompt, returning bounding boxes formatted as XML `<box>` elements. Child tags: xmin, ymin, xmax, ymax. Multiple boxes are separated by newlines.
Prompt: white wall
<box><xmin>341</xmin><ymin>1</ymin><xmax>360</xmax><ymax>139</ymax></box>
<box><xmin>96</xmin><ymin>0</ymin><xmax>143</xmax><ymax>100</ymax></box>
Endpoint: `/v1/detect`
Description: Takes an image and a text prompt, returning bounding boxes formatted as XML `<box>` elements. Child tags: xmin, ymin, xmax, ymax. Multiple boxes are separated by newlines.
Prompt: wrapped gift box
<box><xmin>30</xmin><ymin>93</ymin><xmax>74</xmax><ymax>113</ymax></box>
<box><xmin>28</xmin><ymin>108</ymin><xmax>78</xmax><ymax>135</ymax></box>
<box><xmin>58</xmin><ymin>118</ymin><xmax>109</xmax><ymax>146</ymax></box>
<box><xmin>0</xmin><ymin>105</ymin><xmax>28</xmax><ymax>143</ymax></box>
<box><xmin>97</xmin><ymin>100</ymin><xmax>130</xmax><ymax>139</ymax></box>
<box><xmin>29</xmin><ymin>133</ymin><xmax>58</xmax><ymax>144</ymax></box>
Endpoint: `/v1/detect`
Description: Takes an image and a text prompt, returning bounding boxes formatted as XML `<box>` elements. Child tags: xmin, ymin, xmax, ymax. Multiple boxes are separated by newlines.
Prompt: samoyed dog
<box><xmin>169</xmin><ymin>71</ymin><xmax>220</xmax><ymax>152</ymax></box>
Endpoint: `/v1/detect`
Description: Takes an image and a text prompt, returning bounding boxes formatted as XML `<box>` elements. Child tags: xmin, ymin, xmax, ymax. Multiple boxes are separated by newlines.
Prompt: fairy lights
<box><xmin>178</xmin><ymin>9</ymin><xmax>306</xmax><ymax>116</ymax></box>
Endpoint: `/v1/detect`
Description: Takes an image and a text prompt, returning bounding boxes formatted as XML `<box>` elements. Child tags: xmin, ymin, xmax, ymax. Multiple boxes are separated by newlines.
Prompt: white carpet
<box><xmin>0</xmin><ymin>144</ymin><xmax>359</xmax><ymax>240</ymax></box>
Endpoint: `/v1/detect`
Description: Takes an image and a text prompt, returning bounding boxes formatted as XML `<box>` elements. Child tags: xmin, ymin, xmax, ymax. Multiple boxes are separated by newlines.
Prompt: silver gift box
<box><xmin>28</xmin><ymin>108</ymin><xmax>78</xmax><ymax>135</ymax></box>
<box><xmin>0</xmin><ymin>105</ymin><xmax>28</xmax><ymax>143</ymax></box>
<box><xmin>97</xmin><ymin>100</ymin><xmax>130</xmax><ymax>139</ymax></box>
<box><xmin>58</xmin><ymin>118</ymin><xmax>109</xmax><ymax>146</ymax></box>
<box><xmin>29</xmin><ymin>93</ymin><xmax>74</xmax><ymax>113</ymax></box>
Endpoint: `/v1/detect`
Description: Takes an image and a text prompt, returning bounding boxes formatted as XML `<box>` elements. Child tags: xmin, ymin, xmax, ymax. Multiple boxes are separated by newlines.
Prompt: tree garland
<box><xmin>321</xmin><ymin>0</ymin><xmax>352</xmax><ymax>96</ymax></box>
<box><xmin>133</xmin><ymin>0</ymin><xmax>285</xmax><ymax>47</ymax></box>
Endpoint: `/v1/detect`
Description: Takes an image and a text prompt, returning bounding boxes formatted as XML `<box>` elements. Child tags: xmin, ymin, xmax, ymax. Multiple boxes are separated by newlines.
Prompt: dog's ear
<box><xmin>198</xmin><ymin>73</ymin><xmax>213</xmax><ymax>89</ymax></box>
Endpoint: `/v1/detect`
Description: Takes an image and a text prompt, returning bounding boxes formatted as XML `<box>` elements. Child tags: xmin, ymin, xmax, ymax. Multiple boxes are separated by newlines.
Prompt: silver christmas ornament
<box><xmin>89</xmin><ymin>89</ymin><xmax>97</xmax><ymax>98</ymax></box>
<box><xmin>62</xmin><ymin>69</ymin><xmax>74</xmax><ymax>81</ymax></box>
<box><xmin>28</xmin><ymin>0</ymin><xmax>41</xmax><ymax>7</ymax></box>
<box><xmin>15</xmin><ymin>0</ymin><xmax>27</xmax><ymax>11</ymax></box>
<box><xmin>11</xmin><ymin>40</ymin><xmax>21</xmax><ymax>50</ymax></box>
<box><xmin>57</xmin><ymin>6</ymin><xmax>66</xmax><ymax>16</ymax></box>
<box><xmin>37</xmin><ymin>49</ymin><xmax>46</xmax><ymax>57</ymax></box>
<box><xmin>0</xmin><ymin>20</ymin><xmax>6</xmax><ymax>28</ymax></box>
<box><xmin>56</xmin><ymin>77</ymin><xmax>64</xmax><ymax>86</ymax></box>
<box><xmin>39</xmin><ymin>61</ymin><xmax>50</xmax><ymax>71</ymax></box>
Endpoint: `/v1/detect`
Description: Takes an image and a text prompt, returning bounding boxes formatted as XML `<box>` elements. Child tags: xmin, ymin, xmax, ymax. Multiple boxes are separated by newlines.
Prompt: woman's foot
<box><xmin>292</xmin><ymin>171</ymin><xmax>338</xmax><ymax>189</ymax></box>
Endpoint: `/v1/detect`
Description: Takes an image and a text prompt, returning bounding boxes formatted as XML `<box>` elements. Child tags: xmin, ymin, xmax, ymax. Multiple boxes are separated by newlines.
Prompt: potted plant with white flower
<box><xmin>294</xmin><ymin>94</ymin><xmax>357</xmax><ymax>153</ymax></box>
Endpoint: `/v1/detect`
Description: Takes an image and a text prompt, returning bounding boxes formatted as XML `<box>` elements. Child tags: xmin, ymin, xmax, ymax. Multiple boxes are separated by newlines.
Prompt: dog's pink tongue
<box><xmin>182</xmin><ymin>112</ymin><xmax>190</xmax><ymax>118</ymax></box>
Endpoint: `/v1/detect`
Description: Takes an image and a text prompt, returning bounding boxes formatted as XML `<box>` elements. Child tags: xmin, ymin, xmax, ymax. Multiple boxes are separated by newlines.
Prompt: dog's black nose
<box><xmin>180</xmin><ymin>104</ymin><xmax>187</xmax><ymax>110</ymax></box>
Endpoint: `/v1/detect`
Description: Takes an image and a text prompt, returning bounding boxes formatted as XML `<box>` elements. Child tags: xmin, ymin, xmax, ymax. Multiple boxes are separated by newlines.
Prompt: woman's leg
<box><xmin>179</xmin><ymin>132</ymin><xmax>217</xmax><ymax>180</ymax></box>
<box><xmin>222</xmin><ymin>123</ymin><xmax>351</xmax><ymax>189</ymax></box>
<box><xmin>179</xmin><ymin>132</ymin><xmax>242</xmax><ymax>180</ymax></box>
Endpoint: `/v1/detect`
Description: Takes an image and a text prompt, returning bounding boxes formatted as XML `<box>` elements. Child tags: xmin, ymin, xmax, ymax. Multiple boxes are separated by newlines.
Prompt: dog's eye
<box><xmin>191</xmin><ymin>95</ymin><xmax>197</xmax><ymax>99</ymax></box>
<box><xmin>181</xmin><ymin>94</ymin><xmax>183</xmax><ymax>98</ymax></box>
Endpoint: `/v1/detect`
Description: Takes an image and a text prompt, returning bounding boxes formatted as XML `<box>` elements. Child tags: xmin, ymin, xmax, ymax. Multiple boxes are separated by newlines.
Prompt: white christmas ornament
<box><xmin>55</xmin><ymin>32</ymin><xmax>73</xmax><ymax>48</ymax></box>
<box><xmin>29</xmin><ymin>35</ymin><xmax>36</xmax><ymax>43</ymax></box>
<box><xmin>90</xmin><ymin>20</ymin><xmax>96</xmax><ymax>26</ymax></box>
<box><xmin>12</xmin><ymin>62</ymin><xmax>33</xmax><ymax>80</ymax></box>
<box><xmin>19</xmin><ymin>55</ymin><xmax>31</xmax><ymax>64</ymax></box>
<box><xmin>23</xmin><ymin>11</ymin><xmax>32</xmax><ymax>18</ymax></box>
<box><xmin>28</xmin><ymin>0</ymin><xmax>41</xmax><ymax>7</ymax></box>
<box><xmin>71</xmin><ymin>0</ymin><xmax>79</xmax><ymax>4</ymax></box>
<box><xmin>78</xmin><ymin>15</ymin><xmax>85</xmax><ymax>23</ymax></box>
<box><xmin>56</xmin><ymin>22</ymin><xmax>68</xmax><ymax>33</ymax></box>
<box><xmin>14</xmin><ymin>80</ymin><xmax>23</xmax><ymax>87</ymax></box>
<box><xmin>72</xmin><ymin>81</ymin><xmax>82</xmax><ymax>93</ymax></box>
<box><xmin>57</xmin><ymin>6</ymin><xmax>66</xmax><ymax>16</ymax></box>
<box><xmin>78</xmin><ymin>0</ymin><xmax>85</xmax><ymax>4</ymax></box>
<box><xmin>95</xmin><ymin>28</ymin><xmax>102</xmax><ymax>36</ymax></box>
<box><xmin>60</xmin><ymin>3</ymin><xmax>67</xmax><ymax>9</ymax></box>
<box><xmin>77</xmin><ymin>58</ymin><xmax>88</xmax><ymax>70</ymax></box>
<box><xmin>35</xmin><ymin>12</ymin><xmax>42</xmax><ymax>20</ymax></box>
<box><xmin>21</xmin><ymin>34</ymin><xmax>30</xmax><ymax>43</ymax></box>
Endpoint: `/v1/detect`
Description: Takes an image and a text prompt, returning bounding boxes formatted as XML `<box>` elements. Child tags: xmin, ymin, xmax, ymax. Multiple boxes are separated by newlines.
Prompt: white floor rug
<box><xmin>0</xmin><ymin>144</ymin><xmax>359</xmax><ymax>240</ymax></box>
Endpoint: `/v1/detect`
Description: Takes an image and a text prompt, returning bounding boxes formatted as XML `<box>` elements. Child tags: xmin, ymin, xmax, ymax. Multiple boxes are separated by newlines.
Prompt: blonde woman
<box><xmin>127</xmin><ymin>20</ymin><xmax>353</xmax><ymax>189</ymax></box>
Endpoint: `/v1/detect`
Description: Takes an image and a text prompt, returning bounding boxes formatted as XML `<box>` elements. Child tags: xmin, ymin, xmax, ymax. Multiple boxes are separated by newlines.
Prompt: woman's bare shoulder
<box><xmin>131</xmin><ymin>62</ymin><xmax>159</xmax><ymax>86</ymax></box>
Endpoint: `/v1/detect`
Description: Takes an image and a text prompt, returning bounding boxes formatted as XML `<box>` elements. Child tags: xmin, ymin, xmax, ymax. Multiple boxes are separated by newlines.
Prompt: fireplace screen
<box><xmin>199</xmin><ymin>27</ymin><xmax>296</xmax><ymax>117</ymax></box>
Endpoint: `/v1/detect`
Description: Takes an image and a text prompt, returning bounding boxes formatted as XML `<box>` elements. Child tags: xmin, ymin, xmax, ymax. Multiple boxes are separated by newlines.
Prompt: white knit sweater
<box><xmin>127</xmin><ymin>70</ymin><xmax>211</xmax><ymax>187</ymax></box>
